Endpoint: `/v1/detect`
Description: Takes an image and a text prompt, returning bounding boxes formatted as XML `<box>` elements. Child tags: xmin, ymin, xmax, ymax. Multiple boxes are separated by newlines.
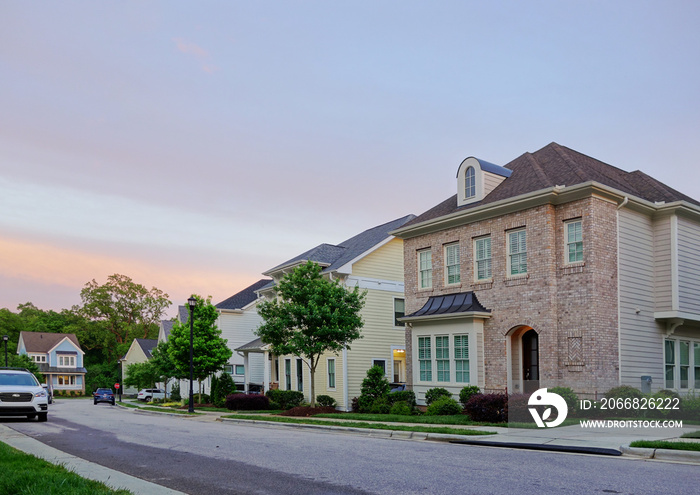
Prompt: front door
<box><xmin>522</xmin><ymin>329</ymin><xmax>539</xmax><ymax>394</ymax></box>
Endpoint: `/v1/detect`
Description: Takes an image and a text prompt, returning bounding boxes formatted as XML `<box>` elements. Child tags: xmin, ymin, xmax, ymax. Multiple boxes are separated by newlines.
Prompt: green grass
<box><xmin>629</xmin><ymin>440</ymin><xmax>700</xmax><ymax>452</ymax></box>
<box><xmin>139</xmin><ymin>406</ymin><xmax>199</xmax><ymax>415</ymax></box>
<box><xmin>314</xmin><ymin>413</ymin><xmax>506</xmax><ymax>427</ymax></box>
<box><xmin>681</xmin><ymin>430</ymin><xmax>700</xmax><ymax>439</ymax></box>
<box><xmin>222</xmin><ymin>414</ymin><xmax>495</xmax><ymax>436</ymax></box>
<box><xmin>0</xmin><ymin>441</ymin><xmax>132</xmax><ymax>494</ymax></box>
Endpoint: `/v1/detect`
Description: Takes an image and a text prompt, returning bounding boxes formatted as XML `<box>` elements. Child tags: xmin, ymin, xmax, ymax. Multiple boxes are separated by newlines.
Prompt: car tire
<box><xmin>38</xmin><ymin>412</ymin><xmax>48</xmax><ymax>422</ymax></box>
<box><xmin>94</xmin><ymin>400</ymin><xmax>97</xmax><ymax>405</ymax></box>
<box><xmin>111</xmin><ymin>400</ymin><xmax>115</xmax><ymax>405</ymax></box>
<box><xmin>146</xmin><ymin>396</ymin><xmax>151</xmax><ymax>402</ymax></box>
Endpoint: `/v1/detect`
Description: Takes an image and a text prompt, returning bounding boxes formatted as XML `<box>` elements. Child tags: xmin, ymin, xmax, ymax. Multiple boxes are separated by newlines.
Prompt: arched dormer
<box><xmin>457</xmin><ymin>157</ymin><xmax>512</xmax><ymax>206</ymax></box>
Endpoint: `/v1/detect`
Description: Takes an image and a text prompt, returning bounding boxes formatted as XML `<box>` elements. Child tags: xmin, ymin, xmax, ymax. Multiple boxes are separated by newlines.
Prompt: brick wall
<box><xmin>403</xmin><ymin>196</ymin><xmax>620</xmax><ymax>395</ymax></box>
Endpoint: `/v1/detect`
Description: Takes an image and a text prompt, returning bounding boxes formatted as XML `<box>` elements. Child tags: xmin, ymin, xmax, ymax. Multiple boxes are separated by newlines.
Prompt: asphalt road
<box><xmin>4</xmin><ymin>399</ymin><xmax>699</xmax><ymax>495</ymax></box>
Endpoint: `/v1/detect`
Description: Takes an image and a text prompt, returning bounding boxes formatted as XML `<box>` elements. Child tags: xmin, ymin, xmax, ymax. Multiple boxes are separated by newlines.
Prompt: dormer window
<box><xmin>457</xmin><ymin>157</ymin><xmax>512</xmax><ymax>207</ymax></box>
<box><xmin>465</xmin><ymin>167</ymin><xmax>476</xmax><ymax>199</ymax></box>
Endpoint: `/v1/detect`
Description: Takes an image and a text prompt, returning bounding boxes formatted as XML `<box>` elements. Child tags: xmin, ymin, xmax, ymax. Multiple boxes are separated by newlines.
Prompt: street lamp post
<box><xmin>187</xmin><ymin>297</ymin><xmax>196</xmax><ymax>414</ymax></box>
<box><xmin>2</xmin><ymin>335</ymin><xmax>8</xmax><ymax>367</ymax></box>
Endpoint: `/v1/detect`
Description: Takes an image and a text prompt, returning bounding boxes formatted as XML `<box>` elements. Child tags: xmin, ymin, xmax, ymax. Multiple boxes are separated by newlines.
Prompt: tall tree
<box><xmin>167</xmin><ymin>295</ymin><xmax>232</xmax><ymax>401</ymax></box>
<box><xmin>255</xmin><ymin>261</ymin><xmax>366</xmax><ymax>407</ymax></box>
<box><xmin>150</xmin><ymin>340</ymin><xmax>185</xmax><ymax>396</ymax></box>
<box><xmin>78</xmin><ymin>274</ymin><xmax>171</xmax><ymax>348</ymax></box>
<box><xmin>124</xmin><ymin>361</ymin><xmax>160</xmax><ymax>392</ymax></box>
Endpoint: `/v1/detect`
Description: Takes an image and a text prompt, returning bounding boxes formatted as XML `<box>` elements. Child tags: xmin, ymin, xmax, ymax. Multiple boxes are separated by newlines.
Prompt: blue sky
<box><xmin>2</xmin><ymin>1</ymin><xmax>699</xmax><ymax>315</ymax></box>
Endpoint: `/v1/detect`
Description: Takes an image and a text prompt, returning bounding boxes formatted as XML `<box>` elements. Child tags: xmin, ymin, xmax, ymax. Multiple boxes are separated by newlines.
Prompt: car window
<box><xmin>0</xmin><ymin>373</ymin><xmax>39</xmax><ymax>386</ymax></box>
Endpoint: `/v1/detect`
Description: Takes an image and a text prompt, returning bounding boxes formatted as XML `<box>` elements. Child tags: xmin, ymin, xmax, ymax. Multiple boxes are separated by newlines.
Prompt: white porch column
<box><xmin>243</xmin><ymin>352</ymin><xmax>250</xmax><ymax>394</ymax></box>
<box><xmin>263</xmin><ymin>350</ymin><xmax>270</xmax><ymax>393</ymax></box>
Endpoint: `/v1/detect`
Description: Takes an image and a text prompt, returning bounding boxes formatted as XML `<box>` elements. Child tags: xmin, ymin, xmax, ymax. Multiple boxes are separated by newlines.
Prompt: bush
<box><xmin>225</xmin><ymin>393</ymin><xmax>270</xmax><ymax>411</ymax></box>
<box><xmin>604</xmin><ymin>385</ymin><xmax>644</xmax><ymax>417</ymax></box>
<box><xmin>196</xmin><ymin>393</ymin><xmax>210</xmax><ymax>404</ymax></box>
<box><xmin>170</xmin><ymin>383</ymin><xmax>181</xmax><ymax>402</ymax></box>
<box><xmin>211</xmin><ymin>373</ymin><xmax>237</xmax><ymax>407</ymax></box>
<box><xmin>360</xmin><ymin>366</ymin><xmax>390</xmax><ymax>401</ymax></box>
<box><xmin>548</xmin><ymin>386</ymin><xmax>579</xmax><ymax>414</ymax></box>
<box><xmin>424</xmin><ymin>387</ymin><xmax>452</xmax><ymax>406</ymax></box>
<box><xmin>389</xmin><ymin>401</ymin><xmax>413</xmax><ymax>416</ymax></box>
<box><xmin>316</xmin><ymin>395</ymin><xmax>337</xmax><ymax>408</ymax></box>
<box><xmin>464</xmin><ymin>393</ymin><xmax>508</xmax><ymax>423</ymax></box>
<box><xmin>681</xmin><ymin>392</ymin><xmax>700</xmax><ymax>420</ymax></box>
<box><xmin>649</xmin><ymin>389</ymin><xmax>682</xmax><ymax>418</ymax></box>
<box><xmin>387</xmin><ymin>390</ymin><xmax>417</xmax><ymax>409</ymax></box>
<box><xmin>351</xmin><ymin>396</ymin><xmax>360</xmax><ymax>413</ymax></box>
<box><xmin>265</xmin><ymin>389</ymin><xmax>304</xmax><ymax>410</ymax></box>
<box><xmin>425</xmin><ymin>396</ymin><xmax>462</xmax><ymax>416</ymax></box>
<box><xmin>459</xmin><ymin>386</ymin><xmax>481</xmax><ymax>408</ymax></box>
<box><xmin>370</xmin><ymin>397</ymin><xmax>392</xmax><ymax>414</ymax></box>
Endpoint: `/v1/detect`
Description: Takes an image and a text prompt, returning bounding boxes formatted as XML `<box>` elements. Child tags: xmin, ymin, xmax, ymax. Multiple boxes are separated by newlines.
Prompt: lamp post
<box><xmin>2</xmin><ymin>335</ymin><xmax>8</xmax><ymax>367</ymax></box>
<box><xmin>187</xmin><ymin>297</ymin><xmax>196</xmax><ymax>414</ymax></box>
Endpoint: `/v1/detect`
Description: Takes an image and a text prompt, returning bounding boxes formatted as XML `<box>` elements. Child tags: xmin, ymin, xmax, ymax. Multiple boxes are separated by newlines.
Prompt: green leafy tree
<box><xmin>8</xmin><ymin>354</ymin><xmax>44</xmax><ymax>383</ymax></box>
<box><xmin>124</xmin><ymin>361</ymin><xmax>160</xmax><ymax>391</ymax></box>
<box><xmin>78</xmin><ymin>274</ymin><xmax>171</xmax><ymax>348</ymax></box>
<box><xmin>358</xmin><ymin>365</ymin><xmax>390</xmax><ymax>412</ymax></box>
<box><xmin>255</xmin><ymin>261</ymin><xmax>366</xmax><ymax>407</ymax></box>
<box><xmin>168</xmin><ymin>295</ymin><xmax>232</xmax><ymax>402</ymax></box>
<box><xmin>149</xmin><ymin>341</ymin><xmax>184</xmax><ymax>396</ymax></box>
<box><xmin>85</xmin><ymin>362</ymin><xmax>121</xmax><ymax>394</ymax></box>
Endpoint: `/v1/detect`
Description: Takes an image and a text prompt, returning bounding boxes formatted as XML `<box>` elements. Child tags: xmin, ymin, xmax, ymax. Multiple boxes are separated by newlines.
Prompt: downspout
<box><xmin>342</xmin><ymin>346</ymin><xmax>349</xmax><ymax>411</ymax></box>
<box><xmin>615</xmin><ymin>196</ymin><xmax>628</xmax><ymax>385</ymax></box>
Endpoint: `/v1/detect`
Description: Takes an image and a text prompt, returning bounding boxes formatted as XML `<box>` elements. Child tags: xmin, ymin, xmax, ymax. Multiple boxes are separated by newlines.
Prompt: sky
<box><xmin>2</xmin><ymin>1</ymin><xmax>699</xmax><ymax>318</ymax></box>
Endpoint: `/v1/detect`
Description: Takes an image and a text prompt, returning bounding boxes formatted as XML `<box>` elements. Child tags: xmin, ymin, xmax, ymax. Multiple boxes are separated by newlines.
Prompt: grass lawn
<box><xmin>315</xmin><ymin>413</ymin><xmax>512</xmax><ymax>428</ymax></box>
<box><xmin>222</xmin><ymin>414</ymin><xmax>495</xmax><ymax>436</ymax></box>
<box><xmin>629</xmin><ymin>440</ymin><xmax>700</xmax><ymax>452</ymax></box>
<box><xmin>0</xmin><ymin>441</ymin><xmax>132</xmax><ymax>495</ymax></box>
<box><xmin>681</xmin><ymin>430</ymin><xmax>700</xmax><ymax>439</ymax></box>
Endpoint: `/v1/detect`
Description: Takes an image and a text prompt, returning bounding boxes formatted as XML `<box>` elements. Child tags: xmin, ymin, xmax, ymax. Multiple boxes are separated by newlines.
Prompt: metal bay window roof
<box><xmin>401</xmin><ymin>291</ymin><xmax>491</xmax><ymax>322</ymax></box>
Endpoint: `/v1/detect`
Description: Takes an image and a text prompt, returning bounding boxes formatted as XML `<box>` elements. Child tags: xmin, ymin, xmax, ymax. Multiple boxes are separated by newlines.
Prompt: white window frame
<box><xmin>372</xmin><ymin>359</ymin><xmax>387</xmax><ymax>376</ymax></box>
<box><xmin>58</xmin><ymin>355</ymin><xmax>75</xmax><ymax>368</ymax></box>
<box><xmin>454</xmin><ymin>334</ymin><xmax>470</xmax><ymax>383</ymax></box>
<box><xmin>234</xmin><ymin>364</ymin><xmax>245</xmax><ymax>375</ymax></box>
<box><xmin>444</xmin><ymin>243</ymin><xmax>461</xmax><ymax>285</ymax></box>
<box><xmin>465</xmin><ymin>166</ymin><xmax>476</xmax><ymax>199</ymax></box>
<box><xmin>224</xmin><ymin>365</ymin><xmax>234</xmax><ymax>374</ymax></box>
<box><xmin>565</xmin><ymin>219</ymin><xmax>583</xmax><ymax>264</ymax></box>
<box><xmin>474</xmin><ymin>236</ymin><xmax>492</xmax><ymax>281</ymax></box>
<box><xmin>284</xmin><ymin>358</ymin><xmax>292</xmax><ymax>390</ymax></box>
<box><xmin>296</xmin><ymin>358</ymin><xmax>304</xmax><ymax>392</ymax></box>
<box><xmin>418</xmin><ymin>337</ymin><xmax>432</xmax><ymax>382</ymax></box>
<box><xmin>435</xmin><ymin>335</ymin><xmax>450</xmax><ymax>382</ymax></box>
<box><xmin>665</xmin><ymin>337</ymin><xmax>700</xmax><ymax>390</ymax></box>
<box><xmin>418</xmin><ymin>249</ymin><xmax>433</xmax><ymax>289</ymax></box>
<box><xmin>327</xmin><ymin>358</ymin><xmax>336</xmax><ymax>390</ymax></box>
<box><xmin>507</xmin><ymin>229</ymin><xmax>527</xmax><ymax>276</ymax></box>
<box><xmin>393</xmin><ymin>297</ymin><xmax>405</xmax><ymax>327</ymax></box>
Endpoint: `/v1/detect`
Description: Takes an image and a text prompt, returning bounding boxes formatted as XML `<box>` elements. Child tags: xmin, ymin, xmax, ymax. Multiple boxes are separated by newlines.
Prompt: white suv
<box><xmin>0</xmin><ymin>368</ymin><xmax>49</xmax><ymax>421</ymax></box>
<box><xmin>137</xmin><ymin>388</ymin><xmax>166</xmax><ymax>402</ymax></box>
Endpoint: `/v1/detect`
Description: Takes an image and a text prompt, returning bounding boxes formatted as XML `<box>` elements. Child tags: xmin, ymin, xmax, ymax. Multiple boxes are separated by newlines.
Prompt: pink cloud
<box><xmin>172</xmin><ymin>37</ymin><xmax>218</xmax><ymax>73</ymax></box>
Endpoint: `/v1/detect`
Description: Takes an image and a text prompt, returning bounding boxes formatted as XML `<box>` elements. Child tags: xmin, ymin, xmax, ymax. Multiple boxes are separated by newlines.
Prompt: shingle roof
<box><xmin>135</xmin><ymin>339</ymin><xmax>158</xmax><ymax>359</ymax></box>
<box><xmin>406</xmin><ymin>142</ymin><xmax>700</xmax><ymax>227</ymax></box>
<box><xmin>235</xmin><ymin>337</ymin><xmax>267</xmax><ymax>352</ymax></box>
<box><xmin>265</xmin><ymin>214</ymin><xmax>416</xmax><ymax>275</ymax></box>
<box><xmin>215</xmin><ymin>279</ymin><xmax>272</xmax><ymax>310</ymax></box>
<box><xmin>402</xmin><ymin>291</ymin><xmax>490</xmax><ymax>320</ymax></box>
<box><xmin>19</xmin><ymin>332</ymin><xmax>82</xmax><ymax>353</ymax></box>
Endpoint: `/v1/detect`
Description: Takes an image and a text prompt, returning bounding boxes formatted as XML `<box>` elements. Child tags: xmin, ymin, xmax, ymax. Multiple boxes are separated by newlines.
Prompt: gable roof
<box><xmin>19</xmin><ymin>331</ymin><xmax>82</xmax><ymax>353</ymax></box>
<box><xmin>404</xmin><ymin>142</ymin><xmax>700</xmax><ymax>227</ymax></box>
<box><xmin>264</xmin><ymin>214</ymin><xmax>416</xmax><ymax>275</ymax></box>
<box><xmin>215</xmin><ymin>279</ymin><xmax>271</xmax><ymax>310</ymax></box>
<box><xmin>135</xmin><ymin>338</ymin><xmax>158</xmax><ymax>359</ymax></box>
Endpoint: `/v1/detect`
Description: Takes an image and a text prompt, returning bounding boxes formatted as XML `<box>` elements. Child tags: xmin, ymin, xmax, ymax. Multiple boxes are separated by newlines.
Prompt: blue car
<box><xmin>93</xmin><ymin>388</ymin><xmax>115</xmax><ymax>405</ymax></box>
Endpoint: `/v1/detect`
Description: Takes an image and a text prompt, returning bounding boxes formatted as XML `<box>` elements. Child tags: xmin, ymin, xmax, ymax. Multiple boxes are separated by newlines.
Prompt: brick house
<box><xmin>392</xmin><ymin>143</ymin><xmax>700</xmax><ymax>405</ymax></box>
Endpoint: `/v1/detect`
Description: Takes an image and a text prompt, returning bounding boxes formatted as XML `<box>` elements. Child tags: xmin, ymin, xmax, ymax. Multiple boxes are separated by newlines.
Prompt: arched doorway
<box><xmin>522</xmin><ymin>329</ymin><xmax>539</xmax><ymax>394</ymax></box>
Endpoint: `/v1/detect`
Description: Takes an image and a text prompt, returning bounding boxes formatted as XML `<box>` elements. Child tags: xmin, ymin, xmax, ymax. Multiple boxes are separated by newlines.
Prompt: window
<box><xmin>418</xmin><ymin>337</ymin><xmax>432</xmax><ymax>381</ymax></box>
<box><xmin>296</xmin><ymin>358</ymin><xmax>304</xmax><ymax>392</ymax></box>
<box><xmin>58</xmin><ymin>355</ymin><xmax>75</xmax><ymax>367</ymax></box>
<box><xmin>372</xmin><ymin>359</ymin><xmax>387</xmax><ymax>375</ymax></box>
<box><xmin>665</xmin><ymin>339</ymin><xmax>675</xmax><ymax>389</ymax></box>
<box><xmin>394</xmin><ymin>298</ymin><xmax>405</xmax><ymax>327</ymax></box>
<box><xmin>31</xmin><ymin>355</ymin><xmax>46</xmax><ymax>363</ymax></box>
<box><xmin>285</xmin><ymin>359</ymin><xmax>292</xmax><ymax>390</ymax></box>
<box><xmin>680</xmin><ymin>341</ymin><xmax>690</xmax><ymax>389</ymax></box>
<box><xmin>224</xmin><ymin>365</ymin><xmax>233</xmax><ymax>374</ymax></box>
<box><xmin>465</xmin><ymin>166</ymin><xmax>476</xmax><ymax>199</ymax></box>
<box><xmin>235</xmin><ymin>365</ymin><xmax>245</xmax><ymax>375</ymax></box>
<box><xmin>327</xmin><ymin>358</ymin><xmax>336</xmax><ymax>389</ymax></box>
<box><xmin>419</xmin><ymin>250</ymin><xmax>432</xmax><ymax>288</ymax></box>
<box><xmin>566</xmin><ymin>220</ymin><xmax>583</xmax><ymax>263</ymax></box>
<box><xmin>695</xmin><ymin>343</ymin><xmax>700</xmax><ymax>389</ymax></box>
<box><xmin>445</xmin><ymin>243</ymin><xmax>460</xmax><ymax>285</ymax></box>
<box><xmin>435</xmin><ymin>336</ymin><xmax>450</xmax><ymax>382</ymax></box>
<box><xmin>58</xmin><ymin>375</ymin><xmax>76</xmax><ymax>386</ymax></box>
<box><xmin>474</xmin><ymin>236</ymin><xmax>492</xmax><ymax>280</ymax></box>
<box><xmin>508</xmin><ymin>229</ymin><xmax>527</xmax><ymax>275</ymax></box>
<box><xmin>454</xmin><ymin>335</ymin><xmax>470</xmax><ymax>383</ymax></box>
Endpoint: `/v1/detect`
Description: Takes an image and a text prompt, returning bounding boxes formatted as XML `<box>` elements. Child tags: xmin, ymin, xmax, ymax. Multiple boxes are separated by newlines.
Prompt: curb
<box><xmin>621</xmin><ymin>445</ymin><xmax>700</xmax><ymax>463</ymax></box>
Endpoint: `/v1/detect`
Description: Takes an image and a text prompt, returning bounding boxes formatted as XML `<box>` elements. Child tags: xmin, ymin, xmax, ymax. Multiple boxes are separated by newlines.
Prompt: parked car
<box><xmin>93</xmin><ymin>388</ymin><xmax>115</xmax><ymax>405</ymax></box>
<box><xmin>42</xmin><ymin>384</ymin><xmax>53</xmax><ymax>404</ymax></box>
<box><xmin>0</xmin><ymin>367</ymin><xmax>49</xmax><ymax>421</ymax></box>
<box><xmin>137</xmin><ymin>388</ymin><xmax>165</xmax><ymax>402</ymax></box>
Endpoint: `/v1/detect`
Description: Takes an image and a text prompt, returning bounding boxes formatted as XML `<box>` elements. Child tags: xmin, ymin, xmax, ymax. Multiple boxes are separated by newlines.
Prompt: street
<box><xmin>4</xmin><ymin>399</ymin><xmax>698</xmax><ymax>495</ymax></box>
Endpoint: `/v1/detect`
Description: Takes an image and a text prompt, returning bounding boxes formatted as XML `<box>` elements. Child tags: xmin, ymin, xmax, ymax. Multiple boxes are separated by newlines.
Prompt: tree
<box><xmin>78</xmin><ymin>274</ymin><xmax>171</xmax><ymax>347</ymax></box>
<box><xmin>168</xmin><ymin>295</ymin><xmax>232</xmax><ymax>402</ymax></box>
<box><xmin>255</xmin><ymin>261</ymin><xmax>366</xmax><ymax>407</ymax></box>
<box><xmin>124</xmin><ymin>361</ymin><xmax>160</xmax><ymax>391</ymax></box>
<box><xmin>150</xmin><ymin>341</ymin><xmax>185</xmax><ymax>397</ymax></box>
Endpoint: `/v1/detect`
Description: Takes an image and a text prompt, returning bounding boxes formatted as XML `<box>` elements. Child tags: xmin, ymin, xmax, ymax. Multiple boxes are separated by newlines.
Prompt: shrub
<box><xmin>370</xmin><ymin>397</ymin><xmax>392</xmax><ymax>414</ymax></box>
<box><xmin>604</xmin><ymin>385</ymin><xmax>644</xmax><ymax>417</ymax></box>
<box><xmin>548</xmin><ymin>387</ymin><xmax>579</xmax><ymax>414</ymax></box>
<box><xmin>360</xmin><ymin>366</ymin><xmax>390</xmax><ymax>401</ymax></box>
<box><xmin>225</xmin><ymin>393</ymin><xmax>270</xmax><ymax>411</ymax></box>
<box><xmin>681</xmin><ymin>392</ymin><xmax>700</xmax><ymax>420</ymax></box>
<box><xmin>316</xmin><ymin>395</ymin><xmax>337</xmax><ymax>408</ymax></box>
<box><xmin>424</xmin><ymin>387</ymin><xmax>452</xmax><ymax>406</ymax></box>
<box><xmin>464</xmin><ymin>393</ymin><xmax>508</xmax><ymax>423</ymax></box>
<box><xmin>196</xmin><ymin>393</ymin><xmax>211</xmax><ymax>404</ymax></box>
<box><xmin>506</xmin><ymin>393</ymin><xmax>531</xmax><ymax>423</ymax></box>
<box><xmin>425</xmin><ymin>396</ymin><xmax>462</xmax><ymax>416</ymax></box>
<box><xmin>387</xmin><ymin>390</ymin><xmax>417</xmax><ymax>408</ymax></box>
<box><xmin>265</xmin><ymin>389</ymin><xmax>304</xmax><ymax>410</ymax></box>
<box><xmin>211</xmin><ymin>373</ymin><xmax>237</xmax><ymax>407</ymax></box>
<box><xmin>170</xmin><ymin>383</ymin><xmax>181</xmax><ymax>402</ymax></box>
<box><xmin>351</xmin><ymin>396</ymin><xmax>360</xmax><ymax>413</ymax></box>
<box><xmin>389</xmin><ymin>401</ymin><xmax>413</xmax><ymax>416</ymax></box>
<box><xmin>459</xmin><ymin>386</ymin><xmax>481</xmax><ymax>408</ymax></box>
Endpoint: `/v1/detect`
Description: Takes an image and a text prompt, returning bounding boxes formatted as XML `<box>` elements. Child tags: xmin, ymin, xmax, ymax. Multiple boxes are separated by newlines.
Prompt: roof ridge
<box><xmin>550</xmin><ymin>143</ymin><xmax>587</xmax><ymax>182</ymax></box>
<box><xmin>524</xmin><ymin>152</ymin><xmax>550</xmax><ymax>185</ymax></box>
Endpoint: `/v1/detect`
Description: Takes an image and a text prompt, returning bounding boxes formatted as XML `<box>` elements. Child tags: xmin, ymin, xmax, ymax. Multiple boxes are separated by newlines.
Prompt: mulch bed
<box><xmin>280</xmin><ymin>406</ymin><xmax>339</xmax><ymax>417</ymax></box>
